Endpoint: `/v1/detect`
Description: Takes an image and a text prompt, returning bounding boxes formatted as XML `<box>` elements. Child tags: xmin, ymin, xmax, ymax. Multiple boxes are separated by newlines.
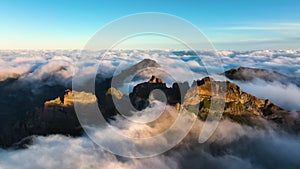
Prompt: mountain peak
<box><xmin>148</xmin><ymin>75</ymin><xmax>163</xmax><ymax>83</ymax></box>
<box><xmin>185</xmin><ymin>77</ymin><xmax>289</xmax><ymax>125</ymax></box>
<box><xmin>225</xmin><ymin>66</ymin><xmax>286</xmax><ymax>81</ymax></box>
<box><xmin>112</xmin><ymin>59</ymin><xmax>160</xmax><ymax>86</ymax></box>
<box><xmin>133</xmin><ymin>59</ymin><xmax>159</xmax><ymax>69</ymax></box>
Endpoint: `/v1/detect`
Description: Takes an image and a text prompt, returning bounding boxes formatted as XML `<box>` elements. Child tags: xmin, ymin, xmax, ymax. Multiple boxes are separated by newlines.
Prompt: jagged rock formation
<box><xmin>39</xmin><ymin>90</ymin><xmax>97</xmax><ymax>133</ymax></box>
<box><xmin>101</xmin><ymin>87</ymin><xmax>126</xmax><ymax>118</ymax></box>
<box><xmin>26</xmin><ymin>90</ymin><xmax>98</xmax><ymax>136</ymax></box>
<box><xmin>184</xmin><ymin>77</ymin><xmax>289</xmax><ymax>125</ymax></box>
<box><xmin>1</xmin><ymin>63</ymin><xmax>299</xmax><ymax>148</ymax></box>
<box><xmin>95</xmin><ymin>59</ymin><xmax>162</xmax><ymax>105</ymax></box>
<box><xmin>106</xmin><ymin>87</ymin><xmax>124</xmax><ymax>100</ymax></box>
<box><xmin>0</xmin><ymin>90</ymin><xmax>99</xmax><ymax>148</ymax></box>
<box><xmin>129</xmin><ymin>75</ymin><xmax>189</xmax><ymax>110</ymax></box>
<box><xmin>148</xmin><ymin>75</ymin><xmax>163</xmax><ymax>83</ymax></box>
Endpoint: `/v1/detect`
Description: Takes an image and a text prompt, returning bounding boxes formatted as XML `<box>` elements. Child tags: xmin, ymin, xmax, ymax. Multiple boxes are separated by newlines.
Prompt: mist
<box><xmin>0</xmin><ymin>104</ymin><xmax>299</xmax><ymax>169</ymax></box>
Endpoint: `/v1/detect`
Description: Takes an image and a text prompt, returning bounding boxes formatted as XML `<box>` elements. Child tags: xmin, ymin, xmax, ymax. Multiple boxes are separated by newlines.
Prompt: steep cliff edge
<box><xmin>183</xmin><ymin>77</ymin><xmax>290</xmax><ymax>126</ymax></box>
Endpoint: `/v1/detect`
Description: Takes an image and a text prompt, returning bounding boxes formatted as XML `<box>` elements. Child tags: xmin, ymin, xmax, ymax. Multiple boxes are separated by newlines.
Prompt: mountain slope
<box><xmin>184</xmin><ymin>77</ymin><xmax>290</xmax><ymax>126</ymax></box>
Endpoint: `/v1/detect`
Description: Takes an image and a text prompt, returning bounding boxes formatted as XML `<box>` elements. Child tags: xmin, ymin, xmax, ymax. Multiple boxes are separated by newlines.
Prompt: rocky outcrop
<box><xmin>0</xmin><ymin>77</ymin><xmax>68</xmax><ymax>148</ymax></box>
<box><xmin>0</xmin><ymin>73</ymin><xmax>298</xmax><ymax>148</ymax></box>
<box><xmin>29</xmin><ymin>90</ymin><xmax>99</xmax><ymax>135</ymax></box>
<box><xmin>184</xmin><ymin>77</ymin><xmax>289</xmax><ymax>125</ymax></box>
<box><xmin>128</xmin><ymin>75</ymin><xmax>291</xmax><ymax>127</ymax></box>
<box><xmin>129</xmin><ymin>75</ymin><xmax>189</xmax><ymax>110</ymax></box>
<box><xmin>101</xmin><ymin>87</ymin><xmax>126</xmax><ymax>118</ymax></box>
<box><xmin>148</xmin><ymin>75</ymin><xmax>163</xmax><ymax>83</ymax></box>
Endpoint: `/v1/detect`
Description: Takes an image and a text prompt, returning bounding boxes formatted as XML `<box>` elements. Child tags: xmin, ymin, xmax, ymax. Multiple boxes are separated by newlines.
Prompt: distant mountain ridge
<box><xmin>112</xmin><ymin>58</ymin><xmax>160</xmax><ymax>86</ymax></box>
<box><xmin>224</xmin><ymin>66</ymin><xmax>300</xmax><ymax>87</ymax></box>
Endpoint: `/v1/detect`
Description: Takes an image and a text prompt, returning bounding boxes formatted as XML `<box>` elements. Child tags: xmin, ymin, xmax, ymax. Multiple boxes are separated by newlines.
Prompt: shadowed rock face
<box><xmin>27</xmin><ymin>90</ymin><xmax>96</xmax><ymax>135</ymax></box>
<box><xmin>224</xmin><ymin>66</ymin><xmax>300</xmax><ymax>87</ymax></box>
<box><xmin>0</xmin><ymin>77</ymin><xmax>68</xmax><ymax>148</ymax></box>
<box><xmin>129</xmin><ymin>75</ymin><xmax>189</xmax><ymax>110</ymax></box>
<box><xmin>224</xmin><ymin>66</ymin><xmax>286</xmax><ymax>81</ymax></box>
<box><xmin>112</xmin><ymin>59</ymin><xmax>160</xmax><ymax>87</ymax></box>
<box><xmin>39</xmin><ymin>89</ymin><xmax>97</xmax><ymax>132</ymax></box>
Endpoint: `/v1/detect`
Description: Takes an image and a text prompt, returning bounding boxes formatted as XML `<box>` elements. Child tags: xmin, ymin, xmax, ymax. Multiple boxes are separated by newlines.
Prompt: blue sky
<box><xmin>0</xmin><ymin>0</ymin><xmax>299</xmax><ymax>50</ymax></box>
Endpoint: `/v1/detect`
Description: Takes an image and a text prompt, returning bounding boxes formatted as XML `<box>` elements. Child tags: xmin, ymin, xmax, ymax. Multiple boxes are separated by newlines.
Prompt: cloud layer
<box><xmin>0</xmin><ymin>110</ymin><xmax>299</xmax><ymax>169</ymax></box>
<box><xmin>0</xmin><ymin>49</ymin><xmax>300</xmax><ymax>168</ymax></box>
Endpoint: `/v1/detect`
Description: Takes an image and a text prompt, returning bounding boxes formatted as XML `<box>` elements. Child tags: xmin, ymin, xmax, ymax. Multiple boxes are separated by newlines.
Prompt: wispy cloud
<box><xmin>215</xmin><ymin>22</ymin><xmax>300</xmax><ymax>31</ymax></box>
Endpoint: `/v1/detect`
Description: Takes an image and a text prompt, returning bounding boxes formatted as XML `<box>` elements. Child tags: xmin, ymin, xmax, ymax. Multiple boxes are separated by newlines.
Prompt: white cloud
<box><xmin>0</xmin><ymin>49</ymin><xmax>300</xmax><ymax>169</ymax></box>
<box><xmin>216</xmin><ymin>22</ymin><xmax>300</xmax><ymax>31</ymax></box>
<box><xmin>0</xmin><ymin>114</ymin><xmax>299</xmax><ymax>169</ymax></box>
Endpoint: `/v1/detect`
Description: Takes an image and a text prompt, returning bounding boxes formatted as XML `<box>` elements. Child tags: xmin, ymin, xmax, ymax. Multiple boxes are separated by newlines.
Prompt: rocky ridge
<box><xmin>1</xmin><ymin>59</ymin><xmax>299</xmax><ymax>148</ymax></box>
<box><xmin>184</xmin><ymin>77</ymin><xmax>289</xmax><ymax>126</ymax></box>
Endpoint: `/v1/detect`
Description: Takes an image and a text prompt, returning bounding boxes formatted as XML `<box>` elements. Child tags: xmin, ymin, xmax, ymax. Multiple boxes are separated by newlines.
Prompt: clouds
<box><xmin>217</xmin><ymin>22</ymin><xmax>300</xmax><ymax>31</ymax></box>
<box><xmin>1</xmin><ymin>49</ymin><xmax>299</xmax><ymax>82</ymax></box>
<box><xmin>0</xmin><ymin>104</ymin><xmax>186</xmax><ymax>168</ymax></box>
<box><xmin>0</xmin><ymin>134</ymin><xmax>178</xmax><ymax>169</ymax></box>
<box><xmin>0</xmin><ymin>87</ymin><xmax>299</xmax><ymax>169</ymax></box>
<box><xmin>1</xmin><ymin>50</ymin><xmax>300</xmax><ymax>106</ymax></box>
<box><xmin>0</xmin><ymin>134</ymin><xmax>164</xmax><ymax>169</ymax></box>
<box><xmin>0</xmin><ymin>114</ymin><xmax>299</xmax><ymax>169</ymax></box>
<box><xmin>220</xmin><ymin>50</ymin><xmax>300</xmax><ymax>76</ymax></box>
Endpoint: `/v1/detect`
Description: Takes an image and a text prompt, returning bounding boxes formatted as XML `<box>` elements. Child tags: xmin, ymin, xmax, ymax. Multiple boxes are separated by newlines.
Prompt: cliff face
<box><xmin>127</xmin><ymin>75</ymin><xmax>291</xmax><ymax>126</ymax></box>
<box><xmin>129</xmin><ymin>75</ymin><xmax>189</xmax><ymax>110</ymax></box>
<box><xmin>33</xmin><ymin>90</ymin><xmax>98</xmax><ymax>135</ymax></box>
<box><xmin>184</xmin><ymin>77</ymin><xmax>289</xmax><ymax>125</ymax></box>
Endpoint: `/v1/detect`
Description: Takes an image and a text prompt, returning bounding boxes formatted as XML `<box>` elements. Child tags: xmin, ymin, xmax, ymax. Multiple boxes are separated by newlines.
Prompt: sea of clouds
<box><xmin>0</xmin><ymin>49</ymin><xmax>300</xmax><ymax>168</ymax></box>
<box><xmin>0</xmin><ymin>105</ymin><xmax>299</xmax><ymax>169</ymax></box>
<box><xmin>1</xmin><ymin>49</ymin><xmax>299</xmax><ymax>109</ymax></box>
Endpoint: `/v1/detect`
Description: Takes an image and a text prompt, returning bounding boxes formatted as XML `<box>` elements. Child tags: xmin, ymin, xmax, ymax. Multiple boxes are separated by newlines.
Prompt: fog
<box><xmin>0</xmin><ymin>106</ymin><xmax>299</xmax><ymax>169</ymax></box>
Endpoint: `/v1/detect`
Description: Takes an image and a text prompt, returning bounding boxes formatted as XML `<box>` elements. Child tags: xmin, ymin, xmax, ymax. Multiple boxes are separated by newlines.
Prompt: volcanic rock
<box><xmin>129</xmin><ymin>75</ymin><xmax>189</xmax><ymax>110</ymax></box>
<box><xmin>184</xmin><ymin>77</ymin><xmax>289</xmax><ymax>125</ymax></box>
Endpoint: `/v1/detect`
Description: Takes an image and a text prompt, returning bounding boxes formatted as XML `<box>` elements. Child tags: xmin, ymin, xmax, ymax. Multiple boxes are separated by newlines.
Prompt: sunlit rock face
<box><xmin>36</xmin><ymin>90</ymin><xmax>98</xmax><ymax>135</ymax></box>
<box><xmin>39</xmin><ymin>76</ymin><xmax>294</xmax><ymax>133</ymax></box>
<box><xmin>183</xmin><ymin>77</ymin><xmax>289</xmax><ymax>126</ymax></box>
<box><xmin>0</xmin><ymin>74</ymin><xmax>298</xmax><ymax>148</ymax></box>
<box><xmin>41</xmin><ymin>90</ymin><xmax>97</xmax><ymax>127</ymax></box>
